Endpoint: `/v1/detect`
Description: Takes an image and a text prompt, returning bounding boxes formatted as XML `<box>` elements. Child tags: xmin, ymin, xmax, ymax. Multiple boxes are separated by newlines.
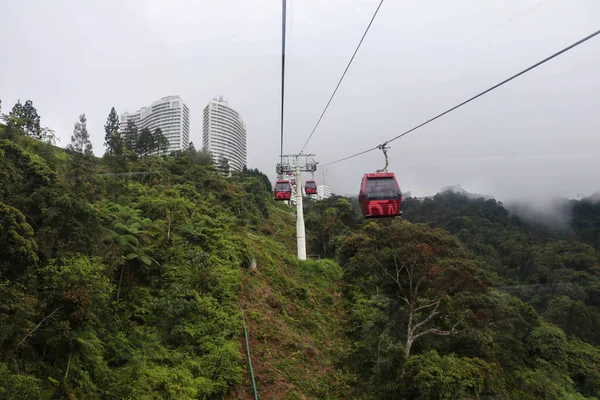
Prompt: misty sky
<box><xmin>1</xmin><ymin>0</ymin><xmax>599</xmax><ymax>201</ymax></box>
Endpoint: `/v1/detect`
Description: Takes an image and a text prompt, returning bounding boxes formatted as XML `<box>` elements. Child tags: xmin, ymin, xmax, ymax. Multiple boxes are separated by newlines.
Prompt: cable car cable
<box><xmin>321</xmin><ymin>28</ymin><xmax>600</xmax><ymax>167</ymax></box>
<box><xmin>300</xmin><ymin>0</ymin><xmax>385</xmax><ymax>154</ymax></box>
<box><xmin>322</xmin><ymin>146</ymin><xmax>379</xmax><ymax>166</ymax></box>
<box><xmin>305</xmin><ymin>0</ymin><xmax>543</xmax><ymax>157</ymax></box>
<box><xmin>280</xmin><ymin>0</ymin><xmax>288</xmax><ymax>169</ymax></box>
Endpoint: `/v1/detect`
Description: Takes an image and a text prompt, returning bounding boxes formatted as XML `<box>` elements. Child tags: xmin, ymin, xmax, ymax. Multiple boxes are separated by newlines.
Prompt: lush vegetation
<box><xmin>2</xmin><ymin>99</ymin><xmax>600</xmax><ymax>399</ymax></box>
<box><xmin>304</xmin><ymin>193</ymin><xmax>600</xmax><ymax>399</ymax></box>
<box><xmin>402</xmin><ymin>193</ymin><xmax>600</xmax><ymax>347</ymax></box>
<box><xmin>0</xmin><ymin>101</ymin><xmax>334</xmax><ymax>399</ymax></box>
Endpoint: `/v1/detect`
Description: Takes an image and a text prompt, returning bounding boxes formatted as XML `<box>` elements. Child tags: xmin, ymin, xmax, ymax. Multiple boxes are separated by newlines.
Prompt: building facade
<box><xmin>202</xmin><ymin>96</ymin><xmax>247</xmax><ymax>171</ymax></box>
<box><xmin>120</xmin><ymin>95</ymin><xmax>190</xmax><ymax>153</ymax></box>
<box><xmin>317</xmin><ymin>185</ymin><xmax>332</xmax><ymax>200</ymax></box>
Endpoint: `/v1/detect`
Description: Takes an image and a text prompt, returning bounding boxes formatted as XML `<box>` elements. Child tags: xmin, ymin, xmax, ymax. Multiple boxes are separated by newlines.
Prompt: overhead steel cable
<box><xmin>280</xmin><ymin>0</ymin><xmax>288</xmax><ymax>169</ymax></box>
<box><xmin>300</xmin><ymin>0</ymin><xmax>385</xmax><ymax>154</ymax></box>
<box><xmin>322</xmin><ymin>28</ymin><xmax>600</xmax><ymax>167</ymax></box>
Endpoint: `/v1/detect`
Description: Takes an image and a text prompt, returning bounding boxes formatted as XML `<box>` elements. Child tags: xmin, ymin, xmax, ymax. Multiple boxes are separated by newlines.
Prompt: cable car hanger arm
<box><xmin>376</xmin><ymin>142</ymin><xmax>390</xmax><ymax>173</ymax></box>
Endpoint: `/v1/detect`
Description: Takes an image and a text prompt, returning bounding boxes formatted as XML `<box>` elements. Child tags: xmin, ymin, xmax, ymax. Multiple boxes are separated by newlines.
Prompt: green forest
<box><xmin>1</xmin><ymin>100</ymin><xmax>600</xmax><ymax>399</ymax></box>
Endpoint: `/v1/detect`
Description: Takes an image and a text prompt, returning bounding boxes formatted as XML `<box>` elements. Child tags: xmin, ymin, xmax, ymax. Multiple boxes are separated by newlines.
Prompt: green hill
<box><xmin>304</xmin><ymin>194</ymin><xmax>600</xmax><ymax>399</ymax></box>
<box><xmin>2</xmin><ymin>117</ymin><xmax>600</xmax><ymax>399</ymax></box>
<box><xmin>0</xmin><ymin>125</ymin><xmax>353</xmax><ymax>399</ymax></box>
<box><xmin>401</xmin><ymin>193</ymin><xmax>600</xmax><ymax>346</ymax></box>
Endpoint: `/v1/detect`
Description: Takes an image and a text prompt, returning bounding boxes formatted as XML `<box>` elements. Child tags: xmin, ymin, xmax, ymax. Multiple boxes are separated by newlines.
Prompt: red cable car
<box><xmin>274</xmin><ymin>179</ymin><xmax>292</xmax><ymax>201</ymax></box>
<box><xmin>358</xmin><ymin>172</ymin><xmax>402</xmax><ymax>218</ymax></box>
<box><xmin>305</xmin><ymin>180</ymin><xmax>317</xmax><ymax>195</ymax></box>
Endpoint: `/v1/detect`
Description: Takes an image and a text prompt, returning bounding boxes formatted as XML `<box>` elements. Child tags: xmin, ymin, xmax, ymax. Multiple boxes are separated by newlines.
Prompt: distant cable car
<box><xmin>274</xmin><ymin>179</ymin><xmax>292</xmax><ymax>201</ymax></box>
<box><xmin>305</xmin><ymin>180</ymin><xmax>317</xmax><ymax>195</ymax></box>
<box><xmin>359</xmin><ymin>172</ymin><xmax>402</xmax><ymax>218</ymax></box>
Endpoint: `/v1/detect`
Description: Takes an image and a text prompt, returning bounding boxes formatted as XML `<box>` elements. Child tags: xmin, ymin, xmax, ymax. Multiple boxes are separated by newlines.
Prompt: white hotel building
<box><xmin>317</xmin><ymin>185</ymin><xmax>332</xmax><ymax>200</ymax></box>
<box><xmin>202</xmin><ymin>96</ymin><xmax>247</xmax><ymax>171</ymax></box>
<box><xmin>120</xmin><ymin>95</ymin><xmax>190</xmax><ymax>153</ymax></box>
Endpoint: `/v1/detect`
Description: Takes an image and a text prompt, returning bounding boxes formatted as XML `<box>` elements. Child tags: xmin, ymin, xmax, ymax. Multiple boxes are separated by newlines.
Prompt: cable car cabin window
<box><xmin>365</xmin><ymin>177</ymin><xmax>401</xmax><ymax>200</ymax></box>
<box><xmin>275</xmin><ymin>182</ymin><xmax>291</xmax><ymax>192</ymax></box>
<box><xmin>305</xmin><ymin>181</ymin><xmax>317</xmax><ymax>189</ymax></box>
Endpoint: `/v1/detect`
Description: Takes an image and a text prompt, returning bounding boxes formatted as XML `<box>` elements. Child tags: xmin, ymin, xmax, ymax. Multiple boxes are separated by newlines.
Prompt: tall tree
<box><xmin>67</xmin><ymin>114</ymin><xmax>94</xmax><ymax>186</ymax></box>
<box><xmin>122</xmin><ymin>119</ymin><xmax>138</xmax><ymax>153</ymax></box>
<box><xmin>340</xmin><ymin>220</ymin><xmax>487</xmax><ymax>358</ymax></box>
<box><xmin>21</xmin><ymin>100</ymin><xmax>42</xmax><ymax>139</ymax></box>
<box><xmin>2</xmin><ymin>102</ymin><xmax>21</xmax><ymax>139</ymax></box>
<box><xmin>372</xmin><ymin>242</ymin><xmax>470</xmax><ymax>358</ymax></box>
<box><xmin>103</xmin><ymin>107</ymin><xmax>122</xmax><ymax>156</ymax></box>
<box><xmin>68</xmin><ymin>114</ymin><xmax>93</xmax><ymax>155</ymax></box>
<box><xmin>5</xmin><ymin>100</ymin><xmax>42</xmax><ymax>138</ymax></box>
<box><xmin>137</xmin><ymin>127</ymin><xmax>153</xmax><ymax>162</ymax></box>
<box><xmin>153</xmin><ymin>128</ymin><xmax>169</xmax><ymax>156</ymax></box>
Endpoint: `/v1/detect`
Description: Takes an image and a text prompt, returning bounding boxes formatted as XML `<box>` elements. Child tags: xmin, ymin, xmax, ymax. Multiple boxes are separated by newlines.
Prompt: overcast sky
<box><xmin>1</xmin><ymin>0</ymin><xmax>599</xmax><ymax>201</ymax></box>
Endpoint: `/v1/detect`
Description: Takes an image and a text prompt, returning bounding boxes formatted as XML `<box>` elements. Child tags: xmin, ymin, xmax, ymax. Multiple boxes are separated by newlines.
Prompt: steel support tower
<box><xmin>277</xmin><ymin>154</ymin><xmax>318</xmax><ymax>260</ymax></box>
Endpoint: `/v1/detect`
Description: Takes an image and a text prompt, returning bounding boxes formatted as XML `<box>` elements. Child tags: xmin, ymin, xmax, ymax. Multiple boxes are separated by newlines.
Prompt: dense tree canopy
<box><xmin>398</xmin><ymin>192</ymin><xmax>600</xmax><ymax>347</ymax></box>
<box><xmin>304</xmin><ymin>192</ymin><xmax>600</xmax><ymax>399</ymax></box>
<box><xmin>0</xmin><ymin>117</ymin><xmax>286</xmax><ymax>398</ymax></box>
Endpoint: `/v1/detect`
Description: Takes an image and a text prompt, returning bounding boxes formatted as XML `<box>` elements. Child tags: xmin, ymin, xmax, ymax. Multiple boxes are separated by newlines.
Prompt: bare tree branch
<box><xmin>407</xmin><ymin>263</ymin><xmax>413</xmax><ymax>297</ymax></box>
<box><xmin>17</xmin><ymin>307</ymin><xmax>60</xmax><ymax>347</ymax></box>
<box><xmin>415</xmin><ymin>298</ymin><xmax>438</xmax><ymax>305</ymax></box>
<box><xmin>414</xmin><ymin>328</ymin><xmax>444</xmax><ymax>340</ymax></box>
<box><xmin>413</xmin><ymin>299</ymin><xmax>441</xmax><ymax>331</ymax></box>
<box><xmin>414</xmin><ymin>300</ymin><xmax>440</xmax><ymax>312</ymax></box>
<box><xmin>376</xmin><ymin>248</ymin><xmax>461</xmax><ymax>359</ymax></box>
<box><xmin>372</xmin><ymin>254</ymin><xmax>402</xmax><ymax>290</ymax></box>
<box><xmin>414</xmin><ymin>275</ymin><xmax>425</xmax><ymax>300</ymax></box>
<box><xmin>392</xmin><ymin>254</ymin><xmax>407</xmax><ymax>288</ymax></box>
<box><xmin>64</xmin><ymin>349</ymin><xmax>72</xmax><ymax>380</ymax></box>
<box><xmin>414</xmin><ymin>322</ymin><xmax>460</xmax><ymax>340</ymax></box>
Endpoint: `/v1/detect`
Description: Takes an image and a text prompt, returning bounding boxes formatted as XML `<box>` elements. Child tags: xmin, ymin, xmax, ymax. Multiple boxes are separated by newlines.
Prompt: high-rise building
<box><xmin>120</xmin><ymin>95</ymin><xmax>190</xmax><ymax>153</ymax></box>
<box><xmin>203</xmin><ymin>96</ymin><xmax>247</xmax><ymax>171</ymax></box>
<box><xmin>317</xmin><ymin>185</ymin><xmax>332</xmax><ymax>200</ymax></box>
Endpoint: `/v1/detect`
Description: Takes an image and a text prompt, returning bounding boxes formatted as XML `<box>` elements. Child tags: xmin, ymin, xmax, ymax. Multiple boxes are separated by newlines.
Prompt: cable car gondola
<box><xmin>359</xmin><ymin>172</ymin><xmax>402</xmax><ymax>218</ymax></box>
<box><xmin>305</xmin><ymin>180</ymin><xmax>317</xmax><ymax>195</ymax></box>
<box><xmin>358</xmin><ymin>144</ymin><xmax>402</xmax><ymax>218</ymax></box>
<box><xmin>274</xmin><ymin>179</ymin><xmax>292</xmax><ymax>201</ymax></box>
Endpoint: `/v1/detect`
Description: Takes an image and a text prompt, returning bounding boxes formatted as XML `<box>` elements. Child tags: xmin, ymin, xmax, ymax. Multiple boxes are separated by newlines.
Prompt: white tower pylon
<box><xmin>276</xmin><ymin>154</ymin><xmax>317</xmax><ymax>261</ymax></box>
<box><xmin>295</xmin><ymin>165</ymin><xmax>306</xmax><ymax>260</ymax></box>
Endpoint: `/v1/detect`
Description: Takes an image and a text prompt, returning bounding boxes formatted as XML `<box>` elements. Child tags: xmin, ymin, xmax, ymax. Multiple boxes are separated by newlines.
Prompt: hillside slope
<box><xmin>3</xmin><ymin>121</ymin><xmax>600</xmax><ymax>399</ymax></box>
<box><xmin>401</xmin><ymin>193</ymin><xmax>600</xmax><ymax>346</ymax></box>
<box><xmin>304</xmin><ymin>195</ymin><xmax>600</xmax><ymax>399</ymax></box>
<box><xmin>0</xmin><ymin>129</ymin><xmax>354</xmax><ymax>399</ymax></box>
<box><xmin>229</xmin><ymin>237</ymin><xmax>354</xmax><ymax>399</ymax></box>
